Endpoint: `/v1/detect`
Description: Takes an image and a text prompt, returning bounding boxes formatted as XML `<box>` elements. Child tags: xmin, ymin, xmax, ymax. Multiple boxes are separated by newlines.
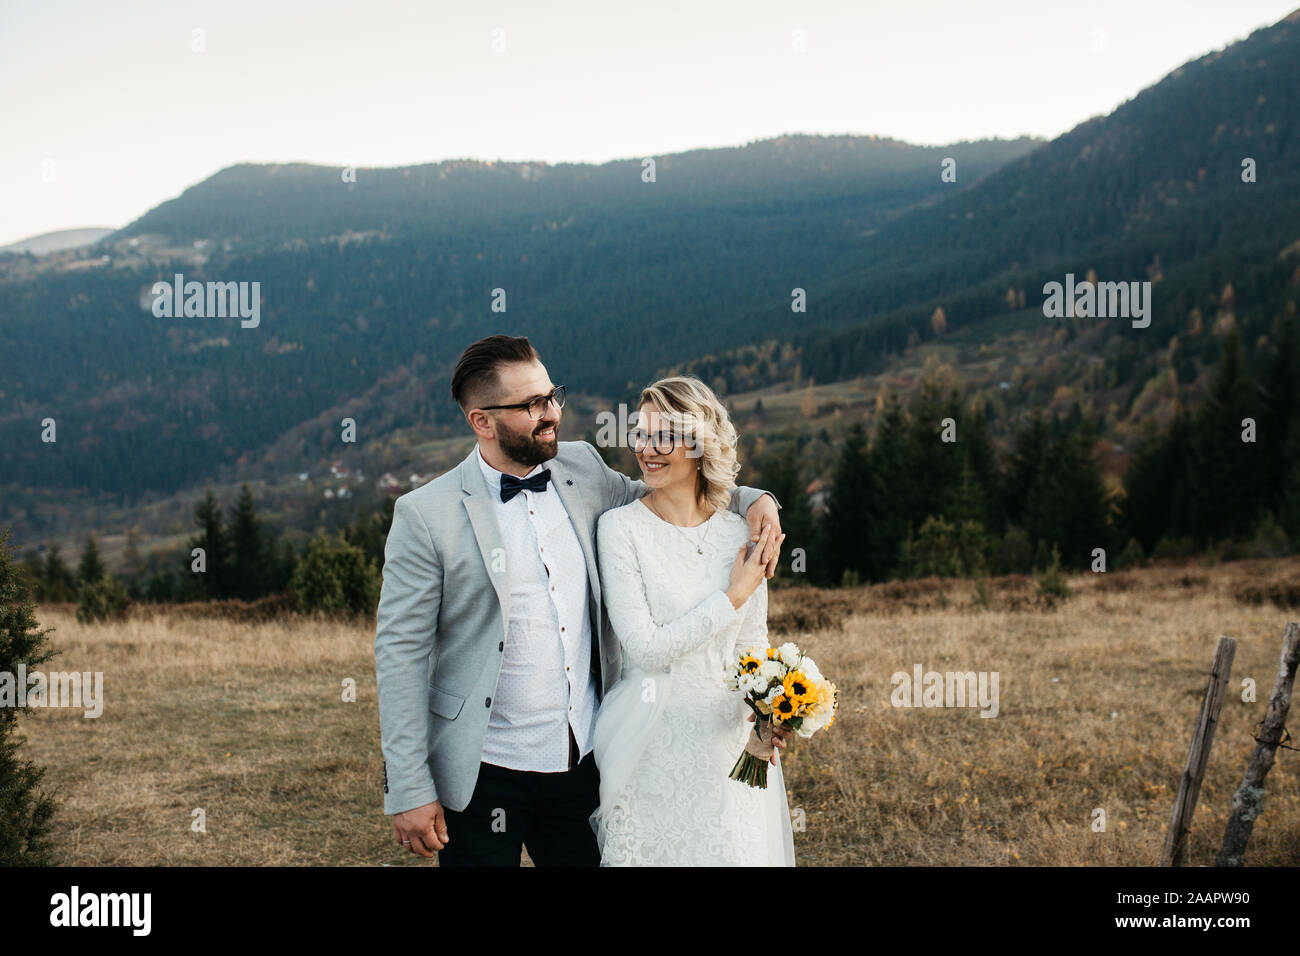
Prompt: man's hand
<box><xmin>747</xmin><ymin>713</ymin><xmax>793</xmax><ymax>765</ymax></box>
<box><xmin>744</xmin><ymin>494</ymin><xmax>785</xmax><ymax>579</ymax></box>
<box><xmin>393</xmin><ymin>800</ymin><xmax>448</xmax><ymax>857</ymax></box>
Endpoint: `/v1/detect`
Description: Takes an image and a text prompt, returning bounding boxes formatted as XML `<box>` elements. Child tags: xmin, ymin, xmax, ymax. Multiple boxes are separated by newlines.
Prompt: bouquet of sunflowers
<box><xmin>725</xmin><ymin>642</ymin><xmax>838</xmax><ymax>788</ymax></box>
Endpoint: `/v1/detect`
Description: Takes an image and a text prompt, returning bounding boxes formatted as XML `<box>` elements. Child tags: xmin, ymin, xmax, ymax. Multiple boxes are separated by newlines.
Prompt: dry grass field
<box><xmin>15</xmin><ymin>558</ymin><xmax>1300</xmax><ymax>866</ymax></box>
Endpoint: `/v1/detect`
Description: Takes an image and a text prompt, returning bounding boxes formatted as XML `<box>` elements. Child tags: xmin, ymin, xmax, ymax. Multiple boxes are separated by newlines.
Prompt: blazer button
<box><xmin>663</xmin><ymin>665</ymin><xmax>671</xmax><ymax>674</ymax></box>
<box><xmin>499</xmin><ymin>641</ymin><xmax>504</xmax><ymax>651</ymax></box>
<box><xmin>485</xmin><ymin>697</ymin><xmax>492</xmax><ymax>707</ymax></box>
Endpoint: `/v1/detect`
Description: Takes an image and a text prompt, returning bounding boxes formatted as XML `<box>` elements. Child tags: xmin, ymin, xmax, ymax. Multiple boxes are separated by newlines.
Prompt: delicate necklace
<box><xmin>645</xmin><ymin>493</ymin><xmax>713</xmax><ymax>555</ymax></box>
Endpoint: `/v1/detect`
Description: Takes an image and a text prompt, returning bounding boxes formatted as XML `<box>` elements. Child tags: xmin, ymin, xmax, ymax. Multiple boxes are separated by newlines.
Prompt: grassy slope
<box><xmin>17</xmin><ymin>557</ymin><xmax>1300</xmax><ymax>865</ymax></box>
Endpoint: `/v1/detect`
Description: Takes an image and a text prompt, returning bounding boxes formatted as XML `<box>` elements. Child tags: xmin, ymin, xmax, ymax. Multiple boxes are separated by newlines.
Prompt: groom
<box><xmin>374</xmin><ymin>334</ymin><xmax>785</xmax><ymax>866</ymax></box>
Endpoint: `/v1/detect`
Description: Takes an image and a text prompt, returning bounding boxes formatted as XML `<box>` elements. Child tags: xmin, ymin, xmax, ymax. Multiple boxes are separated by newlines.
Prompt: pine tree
<box><xmin>1257</xmin><ymin>312</ymin><xmax>1300</xmax><ymax>504</ymax></box>
<box><xmin>757</xmin><ymin>442</ymin><xmax>814</xmax><ymax>581</ymax></box>
<box><xmin>18</xmin><ymin>552</ymin><xmax>45</xmax><ymax>603</ymax></box>
<box><xmin>820</xmin><ymin>423</ymin><xmax>875</xmax><ymax>585</ymax></box>
<box><xmin>76</xmin><ymin>534</ymin><xmax>105</xmax><ymax>588</ymax></box>
<box><xmin>866</xmin><ymin>392</ymin><xmax>915</xmax><ymax>581</ymax></box>
<box><xmin>1188</xmin><ymin>327</ymin><xmax>1263</xmax><ymax>545</ymax></box>
<box><xmin>189</xmin><ymin>489</ymin><xmax>230</xmax><ymax>600</ymax></box>
<box><xmin>1002</xmin><ymin>410</ymin><xmax>1050</xmax><ymax>539</ymax></box>
<box><xmin>907</xmin><ymin>370</ymin><xmax>963</xmax><ymax>533</ymax></box>
<box><xmin>41</xmin><ymin>544</ymin><xmax>76</xmax><ymax>602</ymax></box>
<box><xmin>122</xmin><ymin>526</ymin><xmax>146</xmax><ymax>600</ymax></box>
<box><xmin>1120</xmin><ymin>411</ymin><xmax>1193</xmax><ymax>553</ymax></box>
<box><xmin>953</xmin><ymin>397</ymin><xmax>1002</xmax><ymax>534</ymax></box>
<box><xmin>289</xmin><ymin>532</ymin><xmax>381</xmax><ymax>616</ymax></box>
<box><xmin>1279</xmin><ymin>416</ymin><xmax>1300</xmax><ymax>547</ymax></box>
<box><xmin>229</xmin><ymin>484</ymin><xmax>268</xmax><ymax>600</ymax></box>
<box><xmin>268</xmin><ymin>536</ymin><xmax>300</xmax><ymax>594</ymax></box>
<box><xmin>0</xmin><ymin>528</ymin><xmax>57</xmax><ymax>864</ymax></box>
<box><xmin>1043</xmin><ymin>413</ymin><xmax>1114</xmax><ymax>568</ymax></box>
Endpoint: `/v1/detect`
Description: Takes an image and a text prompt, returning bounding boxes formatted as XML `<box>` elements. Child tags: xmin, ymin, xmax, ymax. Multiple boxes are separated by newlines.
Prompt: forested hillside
<box><xmin>2</xmin><ymin>12</ymin><xmax>1300</xmax><ymax>570</ymax></box>
<box><xmin>0</xmin><ymin>135</ymin><xmax>1036</xmax><ymax>508</ymax></box>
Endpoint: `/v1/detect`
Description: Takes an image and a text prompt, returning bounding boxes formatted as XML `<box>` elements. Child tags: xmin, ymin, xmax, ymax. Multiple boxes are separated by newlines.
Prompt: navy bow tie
<box><xmin>500</xmin><ymin>469</ymin><xmax>552</xmax><ymax>502</ymax></box>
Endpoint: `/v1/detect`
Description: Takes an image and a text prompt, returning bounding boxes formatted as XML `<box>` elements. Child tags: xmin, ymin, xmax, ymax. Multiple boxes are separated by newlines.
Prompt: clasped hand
<box><xmin>746</xmin><ymin>712</ymin><xmax>793</xmax><ymax>765</ymax></box>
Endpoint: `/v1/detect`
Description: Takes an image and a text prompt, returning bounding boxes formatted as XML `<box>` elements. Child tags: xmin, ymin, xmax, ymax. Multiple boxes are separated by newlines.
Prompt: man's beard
<box><xmin>498</xmin><ymin>418</ymin><xmax>558</xmax><ymax>467</ymax></box>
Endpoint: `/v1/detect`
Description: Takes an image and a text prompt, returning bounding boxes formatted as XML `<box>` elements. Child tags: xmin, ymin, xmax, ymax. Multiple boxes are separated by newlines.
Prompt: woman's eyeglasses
<box><xmin>628</xmin><ymin>428</ymin><xmax>694</xmax><ymax>455</ymax></box>
<box><xmin>480</xmin><ymin>385</ymin><xmax>566</xmax><ymax>420</ymax></box>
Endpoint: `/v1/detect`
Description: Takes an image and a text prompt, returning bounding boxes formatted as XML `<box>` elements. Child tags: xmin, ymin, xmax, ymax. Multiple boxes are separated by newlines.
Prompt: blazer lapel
<box><xmin>546</xmin><ymin>454</ymin><xmax>601</xmax><ymax>609</ymax></box>
<box><xmin>460</xmin><ymin>447</ymin><xmax>510</xmax><ymax>637</ymax></box>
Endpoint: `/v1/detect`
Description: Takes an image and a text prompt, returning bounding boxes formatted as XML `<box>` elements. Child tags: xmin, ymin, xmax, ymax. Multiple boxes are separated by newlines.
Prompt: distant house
<box><xmin>323</xmin><ymin>488</ymin><xmax>335</xmax><ymax>499</ymax></box>
<box><xmin>378</xmin><ymin>472</ymin><xmax>401</xmax><ymax>494</ymax></box>
<box><xmin>805</xmin><ymin>478</ymin><xmax>828</xmax><ymax>516</ymax></box>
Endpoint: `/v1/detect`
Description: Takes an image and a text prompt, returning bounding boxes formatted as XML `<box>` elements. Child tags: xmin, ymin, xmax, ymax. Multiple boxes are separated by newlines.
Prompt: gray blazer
<box><xmin>374</xmin><ymin>439</ymin><xmax>773</xmax><ymax>814</ymax></box>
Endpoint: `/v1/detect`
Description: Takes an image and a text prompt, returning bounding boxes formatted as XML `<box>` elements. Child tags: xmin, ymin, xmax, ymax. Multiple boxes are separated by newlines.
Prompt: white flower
<box><xmin>778</xmin><ymin>642</ymin><xmax>801</xmax><ymax>667</ymax></box>
<box><xmin>763</xmin><ymin>683</ymin><xmax>784</xmax><ymax>705</ymax></box>
<box><xmin>800</xmin><ymin>656</ymin><xmax>823</xmax><ymax>682</ymax></box>
<box><xmin>757</xmin><ymin>660</ymin><xmax>784</xmax><ymax>683</ymax></box>
<box><xmin>796</xmin><ymin>710</ymin><xmax>826</xmax><ymax>737</ymax></box>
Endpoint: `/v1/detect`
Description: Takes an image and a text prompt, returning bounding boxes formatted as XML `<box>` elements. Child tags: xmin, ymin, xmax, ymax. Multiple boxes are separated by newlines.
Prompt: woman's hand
<box><xmin>747</xmin><ymin>712</ymin><xmax>791</xmax><ymax>765</ymax></box>
<box><xmin>726</xmin><ymin>525</ymin><xmax>779</xmax><ymax>609</ymax></box>
<box><xmin>743</xmin><ymin>494</ymin><xmax>785</xmax><ymax>578</ymax></box>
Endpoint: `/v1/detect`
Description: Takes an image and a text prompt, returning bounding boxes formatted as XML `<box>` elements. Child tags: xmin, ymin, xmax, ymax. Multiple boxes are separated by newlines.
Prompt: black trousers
<box><xmin>437</xmin><ymin>734</ymin><xmax>601</xmax><ymax>867</ymax></box>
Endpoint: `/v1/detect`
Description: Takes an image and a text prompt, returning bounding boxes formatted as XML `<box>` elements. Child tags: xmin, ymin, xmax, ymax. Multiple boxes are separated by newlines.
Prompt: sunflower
<box><xmin>771</xmin><ymin>694</ymin><xmax>796</xmax><ymax>722</ymax></box>
<box><xmin>782</xmin><ymin>670</ymin><xmax>811</xmax><ymax>704</ymax></box>
<box><xmin>738</xmin><ymin>654</ymin><xmax>762</xmax><ymax>675</ymax></box>
<box><xmin>765</xmin><ymin>648</ymin><xmax>779</xmax><ymax>660</ymax></box>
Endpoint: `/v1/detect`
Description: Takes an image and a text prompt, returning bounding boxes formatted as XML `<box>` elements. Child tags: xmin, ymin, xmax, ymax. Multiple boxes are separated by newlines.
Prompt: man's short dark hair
<box><xmin>450</xmin><ymin>335</ymin><xmax>540</xmax><ymax>412</ymax></box>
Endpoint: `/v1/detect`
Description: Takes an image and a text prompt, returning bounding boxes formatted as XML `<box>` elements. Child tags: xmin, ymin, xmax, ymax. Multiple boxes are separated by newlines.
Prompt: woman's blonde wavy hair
<box><xmin>637</xmin><ymin>376</ymin><xmax>741</xmax><ymax>514</ymax></box>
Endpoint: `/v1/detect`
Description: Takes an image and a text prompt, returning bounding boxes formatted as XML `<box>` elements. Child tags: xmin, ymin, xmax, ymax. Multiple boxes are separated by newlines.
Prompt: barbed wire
<box><xmin>1250</xmin><ymin>720</ymin><xmax>1299</xmax><ymax>751</ymax></box>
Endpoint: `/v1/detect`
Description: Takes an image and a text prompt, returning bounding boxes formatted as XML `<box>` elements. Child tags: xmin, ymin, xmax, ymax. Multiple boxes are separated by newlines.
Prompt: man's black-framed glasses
<box><xmin>480</xmin><ymin>385</ymin><xmax>566</xmax><ymax>420</ymax></box>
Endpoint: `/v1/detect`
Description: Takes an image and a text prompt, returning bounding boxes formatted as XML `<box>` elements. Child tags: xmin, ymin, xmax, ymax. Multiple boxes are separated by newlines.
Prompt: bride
<box><xmin>589</xmin><ymin>376</ymin><xmax>797</xmax><ymax>866</ymax></box>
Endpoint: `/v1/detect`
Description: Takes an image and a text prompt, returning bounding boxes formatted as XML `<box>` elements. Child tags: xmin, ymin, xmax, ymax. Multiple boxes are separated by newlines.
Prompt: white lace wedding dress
<box><xmin>588</xmin><ymin>499</ymin><xmax>796</xmax><ymax>866</ymax></box>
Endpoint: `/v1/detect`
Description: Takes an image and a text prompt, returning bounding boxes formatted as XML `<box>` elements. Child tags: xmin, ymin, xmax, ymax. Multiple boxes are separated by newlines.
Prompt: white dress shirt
<box><xmin>476</xmin><ymin>445</ymin><xmax>599</xmax><ymax>772</ymax></box>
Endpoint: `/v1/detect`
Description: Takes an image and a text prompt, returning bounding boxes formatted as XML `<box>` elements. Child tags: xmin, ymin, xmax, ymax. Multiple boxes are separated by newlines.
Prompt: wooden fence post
<box><xmin>1160</xmin><ymin>635</ymin><xmax>1236</xmax><ymax>867</ymax></box>
<box><xmin>1215</xmin><ymin>621</ymin><xmax>1300</xmax><ymax>867</ymax></box>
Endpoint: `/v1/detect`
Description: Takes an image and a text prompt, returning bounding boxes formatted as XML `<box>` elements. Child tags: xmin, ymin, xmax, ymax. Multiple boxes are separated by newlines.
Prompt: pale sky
<box><xmin>1</xmin><ymin>0</ymin><xmax>1296</xmax><ymax>246</ymax></box>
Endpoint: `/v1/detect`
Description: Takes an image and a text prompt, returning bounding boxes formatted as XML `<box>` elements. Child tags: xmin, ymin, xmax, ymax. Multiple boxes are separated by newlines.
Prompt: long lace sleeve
<box><xmin>597</xmin><ymin>510</ymin><xmax>740</xmax><ymax>672</ymax></box>
<box><xmin>733</xmin><ymin>577</ymin><xmax>771</xmax><ymax>660</ymax></box>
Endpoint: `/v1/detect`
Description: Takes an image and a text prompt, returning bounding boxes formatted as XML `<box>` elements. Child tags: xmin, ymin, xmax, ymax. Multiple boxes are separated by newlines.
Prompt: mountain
<box><xmin>117</xmin><ymin>136</ymin><xmax>1038</xmax><ymax>247</ymax></box>
<box><xmin>1</xmin><ymin>228</ymin><xmax>115</xmax><ymax>254</ymax></box>
<box><xmin>781</xmin><ymin>10</ymin><xmax>1300</xmax><ymax>380</ymax></box>
<box><xmin>0</xmin><ymin>134</ymin><xmax>1038</xmax><ymax>509</ymax></box>
<box><xmin>3</xmin><ymin>9</ymin><xmax>1300</xmax><ymax>554</ymax></box>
